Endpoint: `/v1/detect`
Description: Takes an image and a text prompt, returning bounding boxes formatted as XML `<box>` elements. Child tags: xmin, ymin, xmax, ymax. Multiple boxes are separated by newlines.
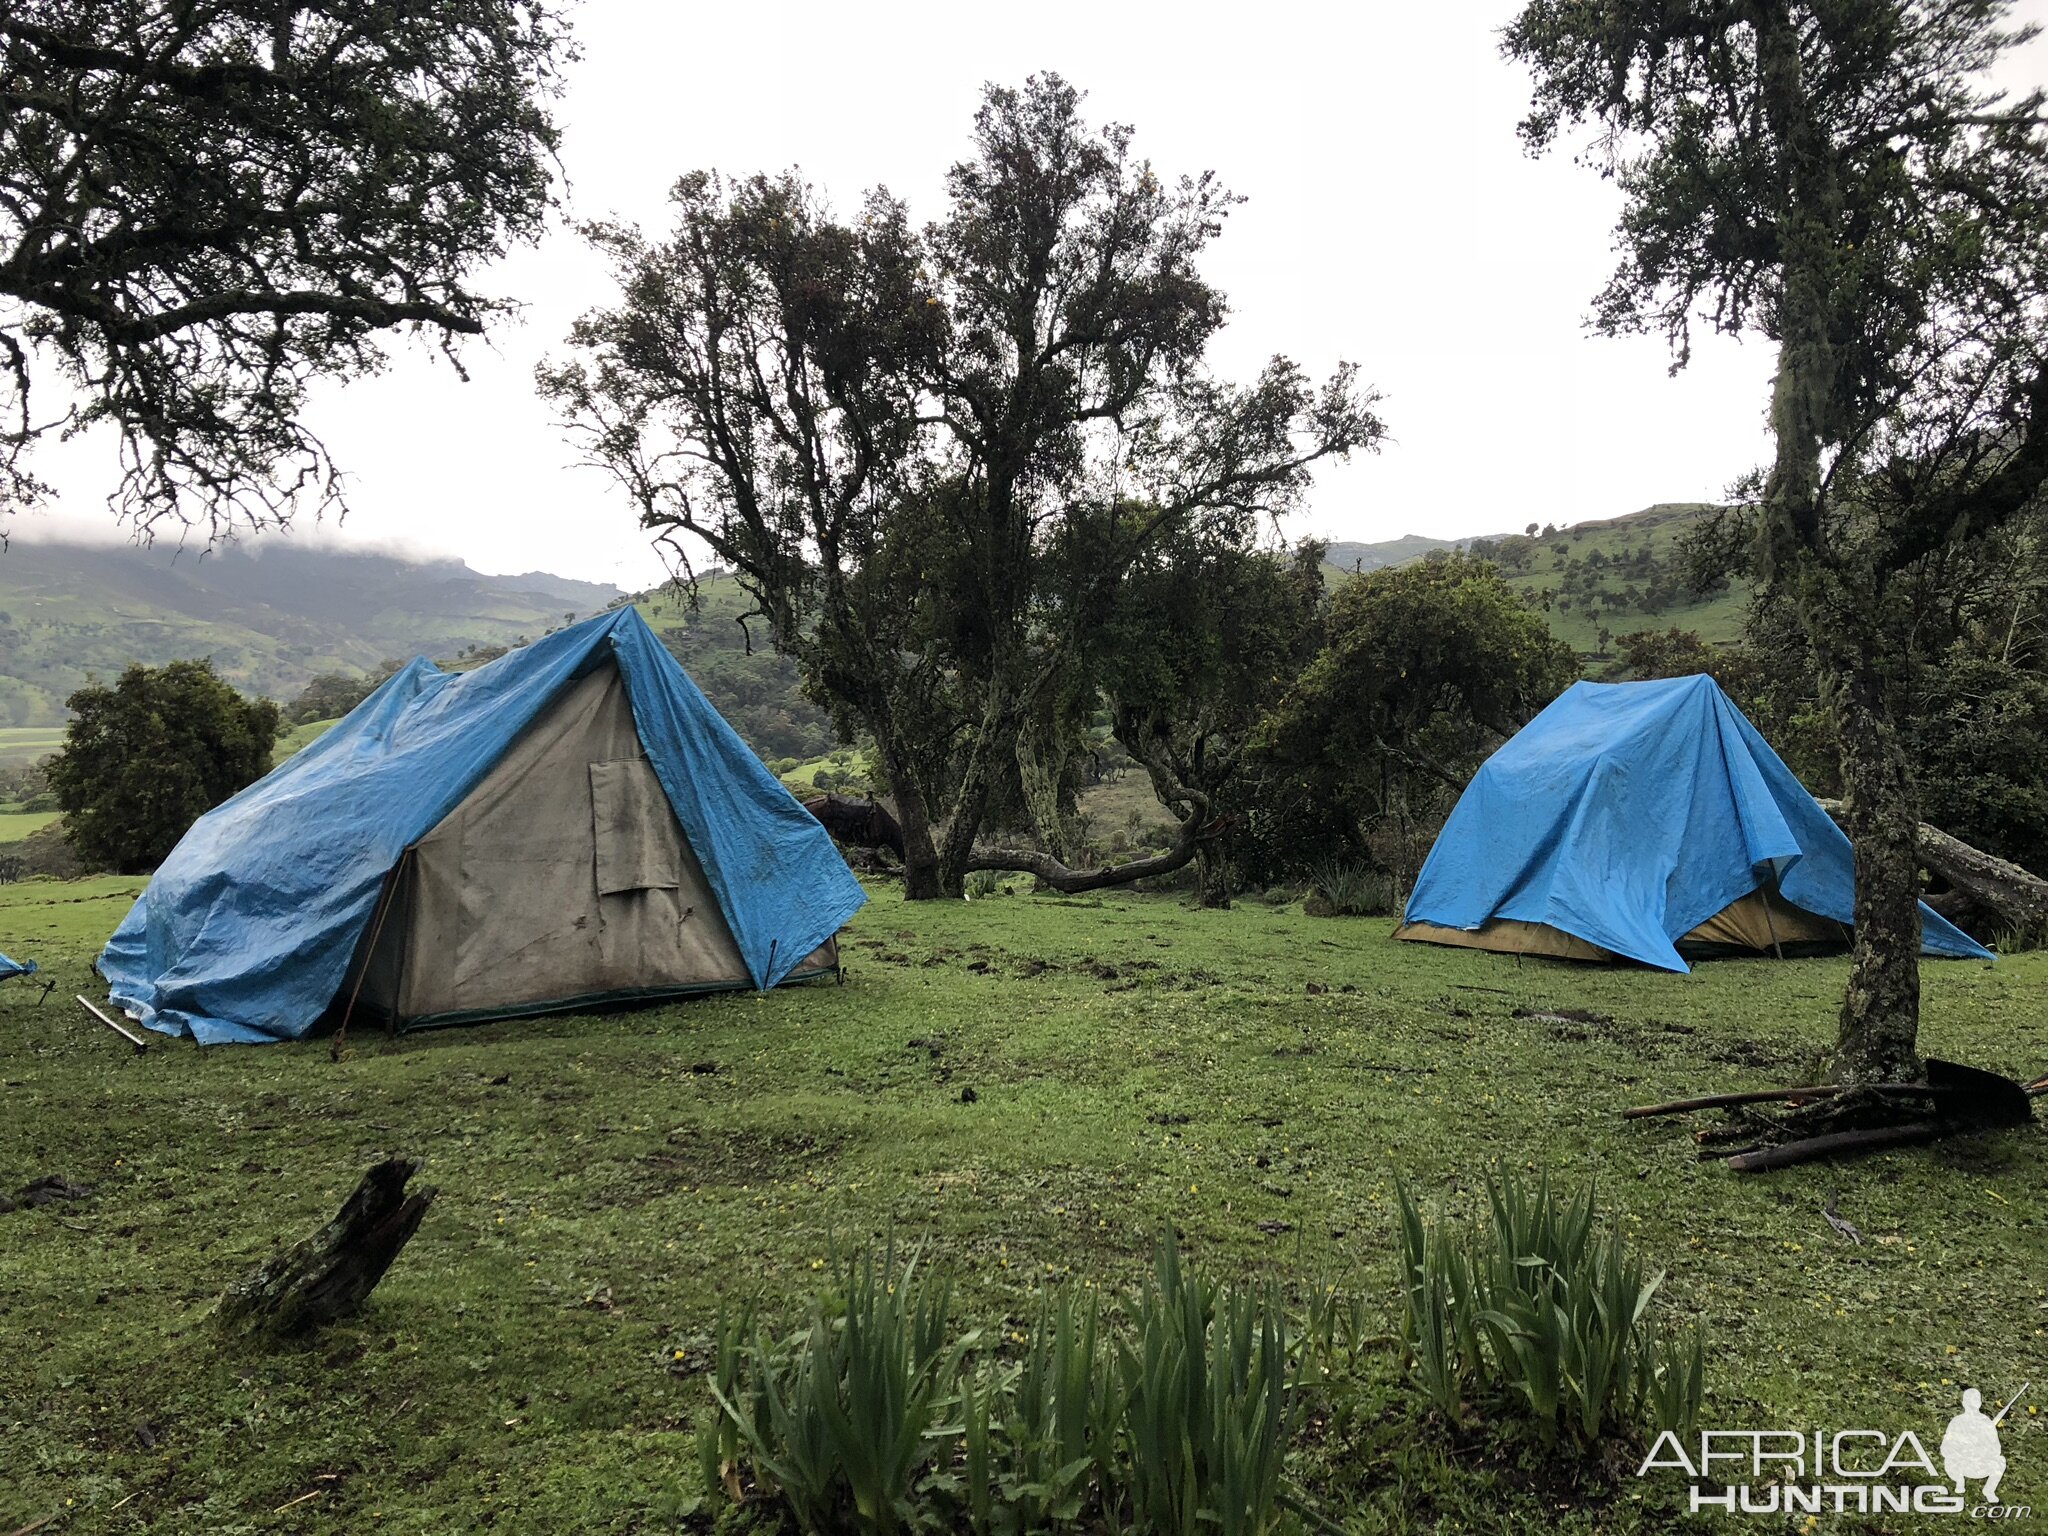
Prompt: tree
<box><xmin>48</xmin><ymin>659</ymin><xmax>280</xmax><ymax>871</ymax></box>
<box><xmin>1260</xmin><ymin>553</ymin><xmax>1577</xmax><ymax>885</ymax></box>
<box><xmin>285</xmin><ymin>662</ymin><xmax>402</xmax><ymax>726</ymax></box>
<box><xmin>542</xmin><ymin>76</ymin><xmax>1380</xmax><ymax>898</ymax></box>
<box><xmin>1056</xmin><ymin>535</ymin><xmax>1329</xmax><ymax>906</ymax></box>
<box><xmin>1</xmin><ymin>1</ymin><xmax>573</xmax><ymax>535</ymax></box>
<box><xmin>1507</xmin><ymin>0</ymin><xmax>2048</xmax><ymax>1083</ymax></box>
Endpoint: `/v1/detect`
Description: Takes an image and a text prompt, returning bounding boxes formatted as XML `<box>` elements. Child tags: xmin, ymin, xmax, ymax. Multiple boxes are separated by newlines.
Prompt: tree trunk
<box><xmin>969</xmin><ymin>732</ymin><xmax>1218</xmax><ymax>895</ymax></box>
<box><xmin>215</xmin><ymin>1157</ymin><xmax>436</xmax><ymax>1341</ymax></box>
<box><xmin>886</xmin><ymin>761</ymin><xmax>945</xmax><ymax>902</ymax></box>
<box><xmin>968</xmin><ymin>817</ymin><xmax>1210</xmax><ymax>893</ymax></box>
<box><xmin>1196</xmin><ymin>843</ymin><xmax>1232</xmax><ymax>909</ymax></box>
<box><xmin>1823</xmin><ymin>661</ymin><xmax>1924</xmax><ymax>1084</ymax></box>
<box><xmin>1814</xmin><ymin>799</ymin><xmax>2048</xmax><ymax>936</ymax></box>
<box><xmin>1015</xmin><ymin>711</ymin><xmax>1086</xmax><ymax>866</ymax></box>
<box><xmin>935</xmin><ymin>687</ymin><xmax>1010</xmax><ymax>898</ymax></box>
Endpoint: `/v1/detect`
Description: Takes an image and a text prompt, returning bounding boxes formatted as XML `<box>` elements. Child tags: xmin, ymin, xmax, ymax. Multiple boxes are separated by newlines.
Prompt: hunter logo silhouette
<box><xmin>1941</xmin><ymin>1384</ymin><xmax>2024</xmax><ymax>1505</ymax></box>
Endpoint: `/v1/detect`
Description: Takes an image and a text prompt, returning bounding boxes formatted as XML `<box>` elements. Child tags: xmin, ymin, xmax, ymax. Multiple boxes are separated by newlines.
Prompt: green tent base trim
<box><xmin>391</xmin><ymin>963</ymin><xmax>841</xmax><ymax>1034</ymax></box>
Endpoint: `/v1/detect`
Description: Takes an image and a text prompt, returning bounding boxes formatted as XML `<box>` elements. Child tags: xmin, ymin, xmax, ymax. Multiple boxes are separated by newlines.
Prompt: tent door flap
<box><xmin>590</xmin><ymin>759</ymin><xmax>683</xmax><ymax>895</ymax></box>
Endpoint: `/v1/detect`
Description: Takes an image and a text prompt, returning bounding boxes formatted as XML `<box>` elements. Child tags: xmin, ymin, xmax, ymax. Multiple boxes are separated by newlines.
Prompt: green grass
<box><xmin>1499</xmin><ymin>505</ymin><xmax>1750</xmax><ymax>656</ymax></box>
<box><xmin>1</xmin><ymin>878</ymin><xmax>2042</xmax><ymax>1534</ymax></box>
<box><xmin>0</xmin><ymin>725</ymin><xmax>67</xmax><ymax>765</ymax></box>
<box><xmin>779</xmin><ymin>747</ymin><xmax>876</xmax><ymax>792</ymax></box>
<box><xmin>272</xmin><ymin>717</ymin><xmax>340</xmax><ymax>767</ymax></box>
<box><xmin>0</xmin><ymin>808</ymin><xmax>60</xmax><ymax>842</ymax></box>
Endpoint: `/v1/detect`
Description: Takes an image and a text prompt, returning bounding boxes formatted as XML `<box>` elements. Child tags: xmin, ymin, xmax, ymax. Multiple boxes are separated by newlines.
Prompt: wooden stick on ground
<box><xmin>1726</xmin><ymin>1121</ymin><xmax>1943</xmax><ymax>1174</ymax></box>
<box><xmin>76</xmin><ymin>994</ymin><xmax>147</xmax><ymax>1052</ymax></box>
<box><xmin>1624</xmin><ymin>1085</ymin><xmax>1840</xmax><ymax>1118</ymax></box>
<box><xmin>1625</xmin><ymin>1083</ymin><xmax>1955</xmax><ymax>1119</ymax></box>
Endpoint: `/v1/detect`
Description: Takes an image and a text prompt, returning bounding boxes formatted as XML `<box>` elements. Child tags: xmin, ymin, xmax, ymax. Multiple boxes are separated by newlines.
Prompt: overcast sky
<box><xmin>14</xmin><ymin>1</ymin><xmax>2048</xmax><ymax>588</ymax></box>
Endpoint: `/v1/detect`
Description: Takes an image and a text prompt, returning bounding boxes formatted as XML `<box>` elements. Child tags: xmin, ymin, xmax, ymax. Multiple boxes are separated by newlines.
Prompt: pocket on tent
<box><xmin>590</xmin><ymin>759</ymin><xmax>684</xmax><ymax>895</ymax></box>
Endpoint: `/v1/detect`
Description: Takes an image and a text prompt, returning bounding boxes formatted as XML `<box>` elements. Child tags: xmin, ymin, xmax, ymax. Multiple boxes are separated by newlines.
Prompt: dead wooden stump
<box><xmin>215</xmin><ymin>1157</ymin><xmax>436</xmax><ymax>1340</ymax></box>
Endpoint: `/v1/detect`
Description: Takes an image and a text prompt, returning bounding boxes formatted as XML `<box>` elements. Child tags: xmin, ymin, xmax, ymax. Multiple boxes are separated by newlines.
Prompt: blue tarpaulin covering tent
<box><xmin>0</xmin><ymin>952</ymin><xmax>37</xmax><ymax>981</ymax></box>
<box><xmin>100</xmin><ymin>608</ymin><xmax>867</xmax><ymax>1044</ymax></box>
<box><xmin>1396</xmin><ymin>674</ymin><xmax>1993</xmax><ymax>972</ymax></box>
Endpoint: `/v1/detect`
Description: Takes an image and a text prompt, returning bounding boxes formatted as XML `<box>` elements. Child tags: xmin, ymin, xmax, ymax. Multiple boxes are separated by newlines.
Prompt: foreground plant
<box><xmin>701</xmin><ymin>1239</ymin><xmax>973</xmax><ymax>1533</ymax></box>
<box><xmin>1395</xmin><ymin>1172</ymin><xmax>1705</xmax><ymax>1448</ymax></box>
<box><xmin>698</xmin><ymin>1232</ymin><xmax>1331</xmax><ymax>1536</ymax></box>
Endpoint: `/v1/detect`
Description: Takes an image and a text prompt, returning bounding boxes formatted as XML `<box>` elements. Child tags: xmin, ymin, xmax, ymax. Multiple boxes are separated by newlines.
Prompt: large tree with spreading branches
<box><xmin>542</xmin><ymin>75</ymin><xmax>1381</xmax><ymax>899</ymax></box>
<box><xmin>0</xmin><ymin>0</ymin><xmax>573</xmax><ymax>535</ymax></box>
<box><xmin>1506</xmin><ymin>0</ymin><xmax>2048</xmax><ymax>1083</ymax></box>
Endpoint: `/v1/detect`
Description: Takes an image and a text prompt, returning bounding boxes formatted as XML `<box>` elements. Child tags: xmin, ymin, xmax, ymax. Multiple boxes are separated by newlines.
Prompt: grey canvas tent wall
<box><xmin>341</xmin><ymin>661</ymin><xmax>838</xmax><ymax>1031</ymax></box>
<box><xmin>102</xmin><ymin>607</ymin><xmax>867</xmax><ymax>1045</ymax></box>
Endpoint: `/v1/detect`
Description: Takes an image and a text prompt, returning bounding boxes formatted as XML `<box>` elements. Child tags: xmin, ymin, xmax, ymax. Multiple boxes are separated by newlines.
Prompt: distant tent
<box><xmin>100</xmin><ymin>609</ymin><xmax>866</xmax><ymax>1044</ymax></box>
<box><xmin>0</xmin><ymin>952</ymin><xmax>37</xmax><ymax>981</ymax></box>
<box><xmin>1396</xmin><ymin>675</ymin><xmax>1993</xmax><ymax>972</ymax></box>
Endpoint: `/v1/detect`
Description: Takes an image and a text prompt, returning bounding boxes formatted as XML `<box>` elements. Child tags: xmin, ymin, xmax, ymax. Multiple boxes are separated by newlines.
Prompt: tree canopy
<box><xmin>0</xmin><ymin>0</ymin><xmax>573</xmax><ymax>534</ymax></box>
<box><xmin>543</xmin><ymin>75</ymin><xmax>1380</xmax><ymax>898</ymax></box>
<box><xmin>1261</xmin><ymin>553</ymin><xmax>1577</xmax><ymax>870</ymax></box>
<box><xmin>48</xmin><ymin>658</ymin><xmax>281</xmax><ymax>872</ymax></box>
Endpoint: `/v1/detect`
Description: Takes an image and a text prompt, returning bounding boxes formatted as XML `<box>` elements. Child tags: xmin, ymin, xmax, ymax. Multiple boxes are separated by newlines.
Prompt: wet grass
<box><xmin>0</xmin><ymin>877</ymin><xmax>2043</xmax><ymax>1533</ymax></box>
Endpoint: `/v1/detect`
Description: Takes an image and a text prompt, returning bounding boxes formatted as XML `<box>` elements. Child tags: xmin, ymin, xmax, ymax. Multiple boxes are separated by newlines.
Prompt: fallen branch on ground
<box><xmin>1815</xmin><ymin>797</ymin><xmax>2048</xmax><ymax>935</ymax></box>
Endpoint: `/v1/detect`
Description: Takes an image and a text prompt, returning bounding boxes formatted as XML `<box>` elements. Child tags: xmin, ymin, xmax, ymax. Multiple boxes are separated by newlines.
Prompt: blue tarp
<box><xmin>100</xmin><ymin>609</ymin><xmax>867</xmax><ymax>1044</ymax></box>
<box><xmin>1401</xmin><ymin>674</ymin><xmax>1993</xmax><ymax>972</ymax></box>
<box><xmin>0</xmin><ymin>952</ymin><xmax>37</xmax><ymax>980</ymax></box>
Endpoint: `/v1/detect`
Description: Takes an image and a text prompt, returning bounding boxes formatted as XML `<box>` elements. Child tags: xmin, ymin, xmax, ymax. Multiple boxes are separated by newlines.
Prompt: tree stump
<box><xmin>215</xmin><ymin>1156</ymin><xmax>436</xmax><ymax>1340</ymax></box>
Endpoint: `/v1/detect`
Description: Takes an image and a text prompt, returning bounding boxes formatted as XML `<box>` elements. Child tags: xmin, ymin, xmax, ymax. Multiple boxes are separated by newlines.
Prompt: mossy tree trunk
<box><xmin>1821</xmin><ymin>657</ymin><xmax>1925</xmax><ymax>1084</ymax></box>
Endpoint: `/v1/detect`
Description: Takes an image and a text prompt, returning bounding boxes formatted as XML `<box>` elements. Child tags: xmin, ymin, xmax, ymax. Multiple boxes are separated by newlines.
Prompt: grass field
<box><xmin>0</xmin><ymin>725</ymin><xmax>67</xmax><ymax>766</ymax></box>
<box><xmin>272</xmin><ymin>717</ymin><xmax>340</xmax><ymax>767</ymax></box>
<box><xmin>1</xmin><ymin>876</ymin><xmax>2043</xmax><ymax>1534</ymax></box>
<box><xmin>0</xmin><ymin>808</ymin><xmax>59</xmax><ymax>842</ymax></box>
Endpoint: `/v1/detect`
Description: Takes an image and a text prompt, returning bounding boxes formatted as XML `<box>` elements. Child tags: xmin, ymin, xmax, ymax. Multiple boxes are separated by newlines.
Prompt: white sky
<box><xmin>12</xmin><ymin>1</ymin><xmax>2048</xmax><ymax>588</ymax></box>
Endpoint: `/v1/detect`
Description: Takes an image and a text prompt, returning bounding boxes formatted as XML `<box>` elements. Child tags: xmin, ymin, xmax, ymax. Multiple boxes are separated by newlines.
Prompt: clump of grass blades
<box><xmin>700</xmin><ymin>1233</ymin><xmax>1334</xmax><ymax>1536</ymax></box>
<box><xmin>1304</xmin><ymin>860</ymin><xmax>1391</xmax><ymax>917</ymax></box>
<box><xmin>1394</xmin><ymin>1172</ymin><xmax>1705</xmax><ymax>1449</ymax></box>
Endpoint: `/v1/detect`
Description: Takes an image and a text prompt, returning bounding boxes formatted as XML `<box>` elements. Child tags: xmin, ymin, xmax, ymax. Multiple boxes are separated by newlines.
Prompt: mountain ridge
<box><xmin>0</xmin><ymin>539</ymin><xmax>627</xmax><ymax>724</ymax></box>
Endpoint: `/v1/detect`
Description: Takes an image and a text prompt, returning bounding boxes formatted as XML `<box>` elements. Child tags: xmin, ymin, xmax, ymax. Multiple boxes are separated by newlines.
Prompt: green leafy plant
<box><xmin>1110</xmin><ymin>1237</ymin><xmax>1299</xmax><ymax>1536</ymax></box>
<box><xmin>702</xmin><ymin>1232</ymin><xmax>1332</xmax><ymax>1536</ymax></box>
<box><xmin>704</xmin><ymin>1239</ymin><xmax>974</xmax><ymax>1533</ymax></box>
<box><xmin>1394</xmin><ymin>1172</ymin><xmax>1706</xmax><ymax>1448</ymax></box>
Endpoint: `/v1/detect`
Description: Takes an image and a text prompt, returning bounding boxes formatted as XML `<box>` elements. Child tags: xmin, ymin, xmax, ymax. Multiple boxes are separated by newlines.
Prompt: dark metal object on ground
<box><xmin>1628</xmin><ymin>1058</ymin><xmax>2036</xmax><ymax>1174</ymax></box>
<box><xmin>1724</xmin><ymin>1058</ymin><xmax>2034</xmax><ymax>1175</ymax></box>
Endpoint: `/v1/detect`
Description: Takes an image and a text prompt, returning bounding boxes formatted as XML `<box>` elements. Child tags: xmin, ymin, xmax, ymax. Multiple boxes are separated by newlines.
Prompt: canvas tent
<box><xmin>100</xmin><ymin>609</ymin><xmax>866</xmax><ymax>1044</ymax></box>
<box><xmin>1396</xmin><ymin>674</ymin><xmax>1993</xmax><ymax>972</ymax></box>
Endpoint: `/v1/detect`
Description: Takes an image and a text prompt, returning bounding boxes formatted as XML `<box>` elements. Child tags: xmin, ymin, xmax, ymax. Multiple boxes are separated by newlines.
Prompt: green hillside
<box><xmin>633</xmin><ymin>575</ymin><xmax>834</xmax><ymax>762</ymax></box>
<box><xmin>0</xmin><ymin>541</ymin><xmax>624</xmax><ymax>727</ymax></box>
<box><xmin>1325</xmin><ymin>503</ymin><xmax>1747</xmax><ymax>660</ymax></box>
<box><xmin>1322</xmin><ymin>532</ymin><xmax>1461</xmax><ymax>572</ymax></box>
